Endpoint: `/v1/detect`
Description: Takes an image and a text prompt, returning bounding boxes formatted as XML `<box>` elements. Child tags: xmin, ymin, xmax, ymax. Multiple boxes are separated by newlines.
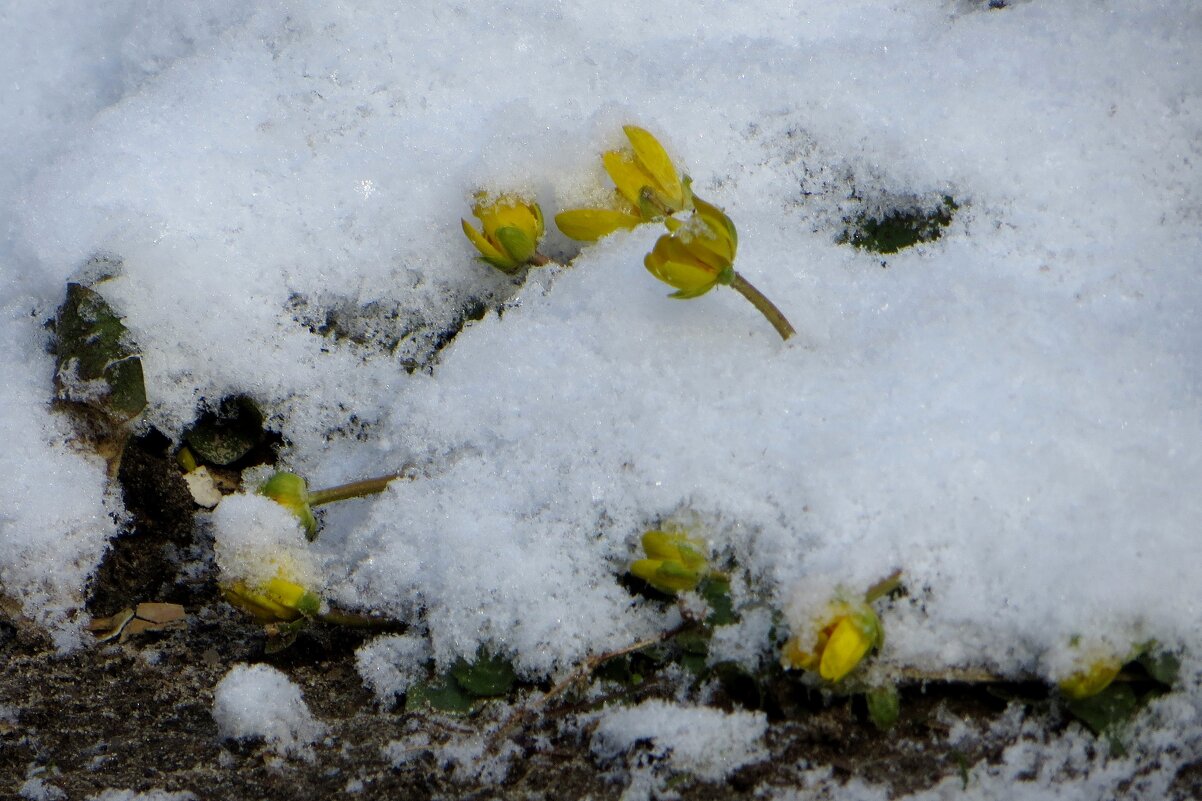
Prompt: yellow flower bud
<box><xmin>461</xmin><ymin>193</ymin><xmax>545</xmax><ymax>273</ymax></box>
<box><xmin>630</xmin><ymin>529</ymin><xmax>709</xmax><ymax>593</ymax></box>
<box><xmin>258</xmin><ymin>471</ymin><xmax>317</xmax><ymax>541</ymax></box>
<box><xmin>782</xmin><ymin>599</ymin><xmax>884</xmax><ymax>683</ymax></box>
<box><xmin>644</xmin><ymin>197</ymin><xmax>738</xmax><ymax>299</ymax></box>
<box><xmin>223</xmin><ymin>575</ymin><xmax>323</xmax><ymax>624</ymax></box>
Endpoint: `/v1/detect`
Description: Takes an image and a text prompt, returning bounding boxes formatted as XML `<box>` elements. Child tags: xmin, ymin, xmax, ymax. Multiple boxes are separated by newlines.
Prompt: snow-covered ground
<box><xmin>2</xmin><ymin>1</ymin><xmax>1200</xmax><ymax>796</ymax></box>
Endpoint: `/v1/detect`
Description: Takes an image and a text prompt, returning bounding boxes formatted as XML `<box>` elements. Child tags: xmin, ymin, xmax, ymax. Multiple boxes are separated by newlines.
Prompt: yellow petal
<box><xmin>481</xmin><ymin>202</ymin><xmax>539</xmax><ymax>240</ymax></box>
<box><xmin>645</xmin><ymin>236</ymin><xmax>719</xmax><ymax>296</ymax></box>
<box><xmin>623</xmin><ymin>125</ymin><xmax>682</xmax><ymax>207</ymax></box>
<box><xmin>1059</xmin><ymin>660</ymin><xmax>1123</xmax><ymax>699</ymax></box>
<box><xmin>462</xmin><ymin>219</ymin><xmax>518</xmax><ymax>268</ymax></box>
<box><xmin>223</xmin><ymin>582</ymin><xmax>302</xmax><ymax>624</ymax></box>
<box><xmin>604</xmin><ymin>150</ymin><xmax>654</xmax><ymax>209</ymax></box>
<box><xmin>781</xmin><ymin>634</ymin><xmax>820</xmax><ymax>671</ymax></box>
<box><xmin>641</xmin><ymin>531</ymin><xmax>677</xmax><ymax>561</ymax></box>
<box><xmin>554</xmin><ymin>208</ymin><xmax>641</xmax><ymax>242</ymax></box>
<box><xmin>819</xmin><ymin>616</ymin><xmax>875</xmax><ymax>682</ymax></box>
<box><xmin>262</xmin><ymin>576</ymin><xmax>322</xmax><ymax>617</ymax></box>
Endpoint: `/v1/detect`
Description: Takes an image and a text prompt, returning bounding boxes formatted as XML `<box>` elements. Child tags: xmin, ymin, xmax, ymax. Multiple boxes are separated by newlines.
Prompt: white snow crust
<box><xmin>211</xmin><ymin>663</ymin><xmax>324</xmax><ymax>759</ymax></box>
<box><xmin>591</xmin><ymin>699</ymin><xmax>769</xmax><ymax>781</ymax></box>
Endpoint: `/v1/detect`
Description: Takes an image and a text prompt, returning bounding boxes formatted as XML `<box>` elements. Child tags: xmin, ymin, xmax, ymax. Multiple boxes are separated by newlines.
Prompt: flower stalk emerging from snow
<box><xmin>462</xmin><ymin>192</ymin><xmax>549</xmax><ymax>273</ymax></box>
<box><xmin>259</xmin><ymin>470</ymin><xmax>407</xmax><ymax>541</ymax></box>
<box><xmin>630</xmin><ymin>529</ymin><xmax>710</xmax><ymax>593</ymax></box>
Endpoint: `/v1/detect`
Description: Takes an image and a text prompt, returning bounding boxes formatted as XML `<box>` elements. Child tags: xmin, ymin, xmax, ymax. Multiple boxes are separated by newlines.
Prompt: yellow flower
<box><xmin>644</xmin><ymin>197</ymin><xmax>738</xmax><ymax>299</ymax></box>
<box><xmin>555</xmin><ymin>125</ymin><xmax>692</xmax><ymax>242</ymax></box>
<box><xmin>1058</xmin><ymin>658</ymin><xmax>1123</xmax><ymax>700</ymax></box>
<box><xmin>630</xmin><ymin>529</ymin><xmax>709</xmax><ymax>593</ymax></box>
<box><xmin>259</xmin><ymin>471</ymin><xmax>318</xmax><ymax>541</ymax></box>
<box><xmin>223</xmin><ymin>574</ymin><xmax>322</xmax><ymax>624</ymax></box>
<box><xmin>461</xmin><ymin>193</ymin><xmax>545</xmax><ymax>273</ymax></box>
<box><xmin>782</xmin><ymin>599</ymin><xmax>884</xmax><ymax>683</ymax></box>
<box><xmin>604</xmin><ymin>125</ymin><xmax>690</xmax><ymax>216</ymax></box>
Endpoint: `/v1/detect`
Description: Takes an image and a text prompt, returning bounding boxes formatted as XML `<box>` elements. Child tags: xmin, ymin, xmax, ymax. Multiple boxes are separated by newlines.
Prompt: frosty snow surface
<box><xmin>1</xmin><ymin>0</ymin><xmax>1201</xmax><ymax>795</ymax></box>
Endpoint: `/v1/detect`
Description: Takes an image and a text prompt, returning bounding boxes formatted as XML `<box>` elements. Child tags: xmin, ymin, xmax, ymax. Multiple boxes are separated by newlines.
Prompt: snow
<box><xmin>590</xmin><ymin>699</ymin><xmax>769</xmax><ymax>782</ymax></box>
<box><xmin>211</xmin><ymin>663</ymin><xmax>325</xmax><ymax>759</ymax></box>
<box><xmin>355</xmin><ymin>633</ymin><xmax>431</xmax><ymax>706</ymax></box>
<box><xmin>1</xmin><ymin>0</ymin><xmax>1200</xmax><ymax>790</ymax></box>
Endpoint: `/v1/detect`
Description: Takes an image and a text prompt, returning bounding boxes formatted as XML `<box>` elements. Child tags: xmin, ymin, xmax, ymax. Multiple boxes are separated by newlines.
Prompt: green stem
<box><xmin>730</xmin><ymin>272</ymin><xmax>796</xmax><ymax>341</ymax></box>
<box><xmin>308</xmin><ymin>471</ymin><xmax>411</xmax><ymax>506</ymax></box>
<box><xmin>864</xmin><ymin>569</ymin><xmax>904</xmax><ymax>604</ymax></box>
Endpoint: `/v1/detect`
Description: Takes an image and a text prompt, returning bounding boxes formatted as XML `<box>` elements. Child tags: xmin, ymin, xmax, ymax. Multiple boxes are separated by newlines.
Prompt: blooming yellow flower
<box><xmin>555</xmin><ymin>125</ymin><xmax>692</xmax><ymax>242</ymax></box>
<box><xmin>630</xmin><ymin>529</ymin><xmax>709</xmax><ymax>593</ymax></box>
<box><xmin>782</xmin><ymin>599</ymin><xmax>884</xmax><ymax>683</ymax></box>
<box><xmin>644</xmin><ymin>197</ymin><xmax>738</xmax><ymax>299</ymax></box>
<box><xmin>223</xmin><ymin>574</ymin><xmax>322</xmax><ymax>624</ymax></box>
<box><xmin>259</xmin><ymin>471</ymin><xmax>318</xmax><ymax>541</ymax></box>
<box><xmin>604</xmin><ymin>125</ymin><xmax>690</xmax><ymax>216</ymax></box>
<box><xmin>461</xmin><ymin>193</ymin><xmax>546</xmax><ymax>273</ymax></box>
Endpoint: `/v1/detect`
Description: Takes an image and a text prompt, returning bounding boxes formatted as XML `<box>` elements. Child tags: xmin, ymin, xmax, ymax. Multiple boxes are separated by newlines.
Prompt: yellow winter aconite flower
<box><xmin>782</xmin><ymin>599</ymin><xmax>884</xmax><ymax>683</ymax></box>
<box><xmin>604</xmin><ymin>125</ymin><xmax>691</xmax><ymax>216</ymax></box>
<box><xmin>461</xmin><ymin>193</ymin><xmax>546</xmax><ymax>273</ymax></box>
<box><xmin>630</xmin><ymin>529</ymin><xmax>709</xmax><ymax>593</ymax></box>
<box><xmin>644</xmin><ymin>197</ymin><xmax>738</xmax><ymax>299</ymax></box>
<box><xmin>259</xmin><ymin>471</ymin><xmax>318</xmax><ymax>541</ymax></box>
<box><xmin>1058</xmin><ymin>658</ymin><xmax>1123</xmax><ymax>700</ymax></box>
<box><xmin>223</xmin><ymin>574</ymin><xmax>322</xmax><ymax>624</ymax></box>
<box><xmin>555</xmin><ymin>125</ymin><xmax>692</xmax><ymax>242</ymax></box>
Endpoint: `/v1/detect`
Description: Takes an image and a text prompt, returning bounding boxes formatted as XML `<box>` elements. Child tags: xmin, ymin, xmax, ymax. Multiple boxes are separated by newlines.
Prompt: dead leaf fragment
<box><xmin>90</xmin><ymin>602</ymin><xmax>186</xmax><ymax>642</ymax></box>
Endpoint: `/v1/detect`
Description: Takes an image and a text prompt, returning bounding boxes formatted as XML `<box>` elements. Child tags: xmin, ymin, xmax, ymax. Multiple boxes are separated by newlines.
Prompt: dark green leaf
<box><xmin>1137</xmin><ymin>650</ymin><xmax>1180</xmax><ymax>687</ymax></box>
<box><xmin>406</xmin><ymin>676</ymin><xmax>475</xmax><ymax>714</ymax></box>
<box><xmin>699</xmin><ymin>577</ymin><xmax>736</xmax><ymax>626</ymax></box>
<box><xmin>183</xmin><ymin>395</ymin><xmax>265</xmax><ymax>465</ymax></box>
<box><xmin>675</xmin><ymin>629</ymin><xmax>711</xmax><ymax>656</ymax></box>
<box><xmin>53</xmin><ymin>283</ymin><xmax>147</xmax><ymax>420</ymax></box>
<box><xmin>450</xmin><ymin>653</ymin><xmax>517</xmax><ymax>697</ymax></box>
<box><xmin>1066</xmin><ymin>683</ymin><xmax>1139</xmax><ymax>737</ymax></box>
<box><xmin>866</xmin><ymin>685</ymin><xmax>901</xmax><ymax>731</ymax></box>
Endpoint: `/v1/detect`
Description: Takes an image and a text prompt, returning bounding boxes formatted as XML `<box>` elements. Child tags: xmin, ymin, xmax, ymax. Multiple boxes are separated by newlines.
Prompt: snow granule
<box><xmin>211</xmin><ymin>663</ymin><xmax>325</xmax><ymax>760</ymax></box>
<box><xmin>590</xmin><ymin>699</ymin><xmax>769</xmax><ymax>782</ymax></box>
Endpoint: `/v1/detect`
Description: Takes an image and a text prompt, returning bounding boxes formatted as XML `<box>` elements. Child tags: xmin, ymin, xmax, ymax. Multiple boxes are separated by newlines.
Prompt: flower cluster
<box><xmin>461</xmin><ymin>125</ymin><xmax>795</xmax><ymax>340</ymax></box>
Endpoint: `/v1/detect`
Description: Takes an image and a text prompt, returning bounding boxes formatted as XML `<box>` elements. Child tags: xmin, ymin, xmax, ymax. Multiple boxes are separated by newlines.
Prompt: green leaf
<box><xmin>865</xmin><ymin>685</ymin><xmax>901</xmax><ymax>731</ymax></box>
<box><xmin>450</xmin><ymin>653</ymin><xmax>517</xmax><ymax>697</ymax></box>
<box><xmin>53</xmin><ymin>283</ymin><xmax>147</xmax><ymax>421</ymax></box>
<box><xmin>1137</xmin><ymin>649</ymin><xmax>1180</xmax><ymax>687</ymax></box>
<box><xmin>1066</xmin><ymin>683</ymin><xmax>1139</xmax><ymax>737</ymax></box>
<box><xmin>495</xmin><ymin>226</ymin><xmax>534</xmax><ymax>264</ymax></box>
<box><xmin>406</xmin><ymin>676</ymin><xmax>475</xmax><ymax>714</ymax></box>
<box><xmin>183</xmin><ymin>395</ymin><xmax>265</xmax><ymax>465</ymax></box>
<box><xmin>699</xmin><ymin>577</ymin><xmax>736</xmax><ymax>626</ymax></box>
